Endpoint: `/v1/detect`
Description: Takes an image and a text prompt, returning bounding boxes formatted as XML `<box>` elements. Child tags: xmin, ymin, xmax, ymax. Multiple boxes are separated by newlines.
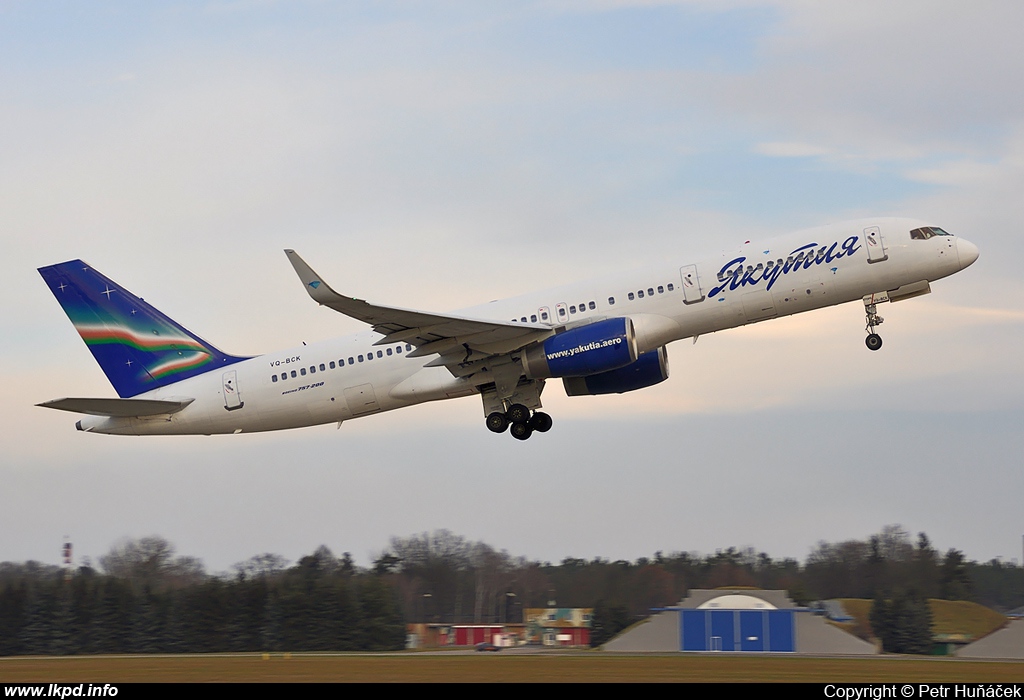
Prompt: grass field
<box><xmin>2</xmin><ymin>653</ymin><xmax>1023</xmax><ymax>683</ymax></box>
<box><xmin>837</xmin><ymin>599</ymin><xmax>1007</xmax><ymax>641</ymax></box>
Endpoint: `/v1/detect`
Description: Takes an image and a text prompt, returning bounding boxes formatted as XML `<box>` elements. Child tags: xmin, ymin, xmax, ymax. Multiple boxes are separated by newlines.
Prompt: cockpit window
<box><xmin>910</xmin><ymin>226</ymin><xmax>953</xmax><ymax>240</ymax></box>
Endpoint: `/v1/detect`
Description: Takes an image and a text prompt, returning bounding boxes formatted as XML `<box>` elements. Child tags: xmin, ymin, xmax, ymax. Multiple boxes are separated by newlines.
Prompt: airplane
<box><xmin>37</xmin><ymin>217</ymin><xmax>978</xmax><ymax>440</ymax></box>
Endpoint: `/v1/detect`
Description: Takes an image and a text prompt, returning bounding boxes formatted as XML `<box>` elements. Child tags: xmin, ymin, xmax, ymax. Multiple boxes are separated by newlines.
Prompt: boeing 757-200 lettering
<box><xmin>37</xmin><ymin>218</ymin><xmax>979</xmax><ymax>440</ymax></box>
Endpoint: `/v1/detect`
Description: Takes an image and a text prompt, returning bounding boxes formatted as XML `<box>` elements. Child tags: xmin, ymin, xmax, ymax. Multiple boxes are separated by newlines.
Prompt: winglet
<box><xmin>284</xmin><ymin>249</ymin><xmax>343</xmax><ymax>306</ymax></box>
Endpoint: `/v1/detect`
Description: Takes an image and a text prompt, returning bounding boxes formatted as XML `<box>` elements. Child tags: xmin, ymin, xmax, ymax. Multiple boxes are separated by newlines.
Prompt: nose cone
<box><xmin>956</xmin><ymin>238</ymin><xmax>979</xmax><ymax>269</ymax></box>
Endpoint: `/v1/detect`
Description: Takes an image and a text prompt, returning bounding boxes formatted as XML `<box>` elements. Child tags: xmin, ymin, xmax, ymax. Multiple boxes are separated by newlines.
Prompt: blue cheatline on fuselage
<box><xmin>38</xmin><ymin>260</ymin><xmax>248</xmax><ymax>398</ymax></box>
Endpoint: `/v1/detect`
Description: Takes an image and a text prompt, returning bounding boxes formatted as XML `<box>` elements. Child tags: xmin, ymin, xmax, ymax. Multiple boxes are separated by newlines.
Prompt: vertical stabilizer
<box><xmin>39</xmin><ymin>260</ymin><xmax>248</xmax><ymax>397</ymax></box>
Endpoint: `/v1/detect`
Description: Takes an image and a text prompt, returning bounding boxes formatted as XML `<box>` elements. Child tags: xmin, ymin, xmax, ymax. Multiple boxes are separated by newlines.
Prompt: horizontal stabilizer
<box><xmin>37</xmin><ymin>397</ymin><xmax>194</xmax><ymax>417</ymax></box>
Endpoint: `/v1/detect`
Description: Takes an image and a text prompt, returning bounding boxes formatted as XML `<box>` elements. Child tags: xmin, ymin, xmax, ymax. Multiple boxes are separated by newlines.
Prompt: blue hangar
<box><xmin>603</xmin><ymin>589</ymin><xmax>876</xmax><ymax>654</ymax></box>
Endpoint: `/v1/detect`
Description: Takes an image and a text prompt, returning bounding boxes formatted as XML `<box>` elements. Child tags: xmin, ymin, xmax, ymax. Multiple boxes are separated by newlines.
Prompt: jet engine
<box><xmin>562</xmin><ymin>346</ymin><xmax>669</xmax><ymax>396</ymax></box>
<box><xmin>522</xmin><ymin>318</ymin><xmax>637</xmax><ymax>379</ymax></box>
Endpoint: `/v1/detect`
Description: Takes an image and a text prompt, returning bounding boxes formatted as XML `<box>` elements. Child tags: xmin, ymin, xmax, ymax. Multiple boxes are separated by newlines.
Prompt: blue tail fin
<box><xmin>39</xmin><ymin>259</ymin><xmax>248</xmax><ymax>398</ymax></box>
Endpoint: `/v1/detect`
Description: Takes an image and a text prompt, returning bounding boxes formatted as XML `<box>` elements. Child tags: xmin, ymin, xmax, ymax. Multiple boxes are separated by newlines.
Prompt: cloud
<box><xmin>754</xmin><ymin>141</ymin><xmax>833</xmax><ymax>158</ymax></box>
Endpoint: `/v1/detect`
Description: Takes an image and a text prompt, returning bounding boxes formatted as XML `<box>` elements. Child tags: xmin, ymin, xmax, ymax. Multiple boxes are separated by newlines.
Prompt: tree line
<box><xmin>0</xmin><ymin>525</ymin><xmax>1020</xmax><ymax>655</ymax></box>
<box><xmin>0</xmin><ymin>539</ymin><xmax>403</xmax><ymax>656</ymax></box>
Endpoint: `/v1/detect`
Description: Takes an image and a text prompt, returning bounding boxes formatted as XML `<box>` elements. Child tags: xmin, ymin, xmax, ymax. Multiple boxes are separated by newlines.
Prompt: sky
<box><xmin>2</xmin><ymin>0</ymin><xmax>1023</xmax><ymax>574</ymax></box>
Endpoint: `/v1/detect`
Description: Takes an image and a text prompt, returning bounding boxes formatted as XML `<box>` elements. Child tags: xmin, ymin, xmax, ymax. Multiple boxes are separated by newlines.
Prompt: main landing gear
<box><xmin>864</xmin><ymin>298</ymin><xmax>884</xmax><ymax>351</ymax></box>
<box><xmin>486</xmin><ymin>404</ymin><xmax>553</xmax><ymax>441</ymax></box>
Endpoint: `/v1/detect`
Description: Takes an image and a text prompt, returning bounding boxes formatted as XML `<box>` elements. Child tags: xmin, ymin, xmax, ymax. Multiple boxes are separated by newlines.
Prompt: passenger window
<box><xmin>542</xmin><ymin>311</ymin><xmax>549</xmax><ymax>320</ymax></box>
<box><xmin>291</xmin><ymin>370</ymin><xmax>296</xmax><ymax>378</ymax></box>
<box><xmin>638</xmin><ymin>290</ymin><xmax>644</xmax><ymax>298</ymax></box>
<box><xmin>386</xmin><ymin>348</ymin><xmax>393</xmax><ymax>356</ymax></box>
<box><xmin>396</xmin><ymin>347</ymin><xmax>402</xmax><ymax>354</ymax></box>
<box><xmin>320</xmin><ymin>363</ymin><xmax>325</xmax><ymax>371</ymax></box>
<box><xmin>405</xmin><ymin>344</ymin><xmax>412</xmax><ymax>352</ymax></box>
<box><xmin>310</xmin><ymin>366</ymin><xmax>316</xmax><ymax>374</ymax></box>
<box><xmin>281</xmin><ymin>373</ymin><xmax>287</xmax><ymax>381</ymax></box>
<box><xmin>358</xmin><ymin>355</ymin><xmax>364</xmax><ymax>362</ymax></box>
<box><xmin>367</xmin><ymin>353</ymin><xmax>373</xmax><ymax>361</ymax></box>
<box><xmin>376</xmin><ymin>351</ymin><xmax>382</xmax><ymax>358</ymax></box>
<box><xmin>348</xmin><ymin>357</ymin><xmax>354</xmax><ymax>364</ymax></box>
<box><xmin>521</xmin><ymin>316</ymin><xmax>527</xmax><ymax>323</ymax></box>
<box><xmin>570</xmin><ymin>305</ymin><xmax>576</xmax><ymax>314</ymax></box>
<box><xmin>588</xmin><ymin>301</ymin><xmax>596</xmax><ymax>310</ymax></box>
<box><xmin>301</xmin><ymin>368</ymin><xmax>307</xmax><ymax>376</ymax></box>
<box><xmin>272</xmin><ymin>375</ymin><xmax>278</xmax><ymax>382</ymax></box>
<box><xmin>628</xmin><ymin>292</ymin><xmax>635</xmax><ymax>300</ymax></box>
<box><xmin>608</xmin><ymin>297</ymin><xmax>615</xmax><ymax>305</ymax></box>
<box><xmin>648</xmin><ymin>288</ymin><xmax>654</xmax><ymax>296</ymax></box>
<box><xmin>558</xmin><ymin>307</ymin><xmax>566</xmax><ymax>317</ymax></box>
<box><xmin>657</xmin><ymin>286</ymin><xmax>664</xmax><ymax>294</ymax></box>
<box><xmin>330</xmin><ymin>361</ymin><xmax>336</xmax><ymax>369</ymax></box>
<box><xmin>667</xmin><ymin>283</ymin><xmax>674</xmax><ymax>291</ymax></box>
<box><xmin>530</xmin><ymin>314</ymin><xmax>537</xmax><ymax>322</ymax></box>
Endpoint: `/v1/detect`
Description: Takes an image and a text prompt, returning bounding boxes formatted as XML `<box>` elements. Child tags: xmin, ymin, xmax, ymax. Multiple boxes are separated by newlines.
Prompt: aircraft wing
<box><xmin>285</xmin><ymin>250</ymin><xmax>554</xmax><ymax>367</ymax></box>
<box><xmin>37</xmin><ymin>397</ymin><xmax>195</xmax><ymax>417</ymax></box>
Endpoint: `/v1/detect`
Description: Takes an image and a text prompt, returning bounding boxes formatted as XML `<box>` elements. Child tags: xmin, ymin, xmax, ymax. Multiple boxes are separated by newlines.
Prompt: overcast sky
<box><xmin>3</xmin><ymin>1</ymin><xmax>1023</xmax><ymax>574</ymax></box>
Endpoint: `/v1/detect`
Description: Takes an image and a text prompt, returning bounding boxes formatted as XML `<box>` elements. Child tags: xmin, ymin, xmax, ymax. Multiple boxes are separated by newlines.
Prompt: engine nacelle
<box><xmin>562</xmin><ymin>346</ymin><xmax>669</xmax><ymax>396</ymax></box>
<box><xmin>522</xmin><ymin>318</ymin><xmax>638</xmax><ymax>379</ymax></box>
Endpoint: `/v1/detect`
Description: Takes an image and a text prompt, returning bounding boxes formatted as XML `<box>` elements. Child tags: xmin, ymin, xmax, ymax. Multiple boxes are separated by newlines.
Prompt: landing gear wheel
<box><xmin>510</xmin><ymin>421</ymin><xmax>533</xmax><ymax>440</ymax></box>
<box><xmin>863</xmin><ymin>299</ymin><xmax>885</xmax><ymax>351</ymax></box>
<box><xmin>506</xmin><ymin>403</ymin><xmax>531</xmax><ymax>424</ymax></box>
<box><xmin>486</xmin><ymin>412</ymin><xmax>509</xmax><ymax>433</ymax></box>
<box><xmin>529</xmin><ymin>411</ymin><xmax>553</xmax><ymax>433</ymax></box>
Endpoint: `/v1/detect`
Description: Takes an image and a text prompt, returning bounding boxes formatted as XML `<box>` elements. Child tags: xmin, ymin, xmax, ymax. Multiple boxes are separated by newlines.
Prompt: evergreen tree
<box><xmin>590</xmin><ymin>599</ymin><xmax>631</xmax><ymax>647</ymax></box>
<box><xmin>355</xmin><ymin>576</ymin><xmax>405</xmax><ymax>651</ymax></box>
<box><xmin>871</xmin><ymin>590</ymin><xmax>933</xmax><ymax>654</ymax></box>
<box><xmin>869</xmin><ymin>591</ymin><xmax>889</xmax><ymax>648</ymax></box>
<box><xmin>940</xmin><ymin>549</ymin><xmax>973</xmax><ymax>600</ymax></box>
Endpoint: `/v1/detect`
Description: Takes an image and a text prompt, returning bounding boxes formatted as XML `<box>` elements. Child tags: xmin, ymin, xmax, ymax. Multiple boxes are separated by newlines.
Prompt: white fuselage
<box><xmin>77</xmin><ymin>217</ymin><xmax>977</xmax><ymax>435</ymax></box>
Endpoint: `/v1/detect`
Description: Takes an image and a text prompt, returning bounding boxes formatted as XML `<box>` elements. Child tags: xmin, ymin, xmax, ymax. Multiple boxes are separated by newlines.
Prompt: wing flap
<box><xmin>38</xmin><ymin>397</ymin><xmax>195</xmax><ymax>417</ymax></box>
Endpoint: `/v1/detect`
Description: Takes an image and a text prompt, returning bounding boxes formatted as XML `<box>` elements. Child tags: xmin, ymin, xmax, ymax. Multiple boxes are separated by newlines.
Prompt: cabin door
<box><xmin>679</xmin><ymin>265</ymin><xmax>705</xmax><ymax>304</ymax></box>
<box><xmin>865</xmin><ymin>226</ymin><xmax>888</xmax><ymax>263</ymax></box>
<box><xmin>222</xmin><ymin>370</ymin><xmax>243</xmax><ymax>411</ymax></box>
<box><xmin>555</xmin><ymin>303</ymin><xmax>568</xmax><ymax>324</ymax></box>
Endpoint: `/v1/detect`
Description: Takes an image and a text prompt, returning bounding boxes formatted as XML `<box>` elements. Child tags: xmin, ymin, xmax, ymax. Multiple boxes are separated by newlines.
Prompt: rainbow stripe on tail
<box><xmin>39</xmin><ymin>259</ymin><xmax>247</xmax><ymax>398</ymax></box>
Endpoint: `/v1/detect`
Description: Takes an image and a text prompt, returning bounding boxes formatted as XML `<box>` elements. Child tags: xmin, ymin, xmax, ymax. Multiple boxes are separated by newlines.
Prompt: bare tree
<box><xmin>99</xmin><ymin>536</ymin><xmax>205</xmax><ymax>592</ymax></box>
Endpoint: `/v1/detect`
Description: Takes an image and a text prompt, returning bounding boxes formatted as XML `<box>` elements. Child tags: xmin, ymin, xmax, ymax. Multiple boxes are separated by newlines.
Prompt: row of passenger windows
<box><xmin>508</xmin><ymin>283</ymin><xmax>679</xmax><ymax>324</ymax></box>
<box><xmin>271</xmin><ymin>344</ymin><xmax>413</xmax><ymax>383</ymax></box>
<box><xmin>717</xmin><ymin>255</ymin><xmax>809</xmax><ymax>282</ymax></box>
<box><xmin>511</xmin><ymin>300</ymin><xmax>599</xmax><ymax>324</ymax></box>
<box><xmin>626</xmin><ymin>283</ymin><xmax>674</xmax><ymax>301</ymax></box>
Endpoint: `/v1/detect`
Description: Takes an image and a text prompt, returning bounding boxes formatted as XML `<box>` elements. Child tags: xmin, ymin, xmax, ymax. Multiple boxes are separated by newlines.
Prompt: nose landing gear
<box><xmin>864</xmin><ymin>299</ymin><xmax>884</xmax><ymax>351</ymax></box>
